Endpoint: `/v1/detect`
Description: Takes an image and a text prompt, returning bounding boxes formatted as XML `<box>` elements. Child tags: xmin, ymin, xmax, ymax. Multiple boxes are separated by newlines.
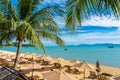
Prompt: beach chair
<box><xmin>101</xmin><ymin>73</ymin><xmax>113</xmax><ymax>77</ymax></box>
<box><xmin>65</xmin><ymin>68</ymin><xmax>72</xmax><ymax>73</ymax></box>
<box><xmin>72</xmin><ymin>68</ymin><xmax>83</xmax><ymax>74</ymax></box>
<box><xmin>88</xmin><ymin>71</ymin><xmax>97</xmax><ymax>79</ymax></box>
<box><xmin>53</xmin><ymin>63</ymin><xmax>62</xmax><ymax>69</ymax></box>
<box><xmin>98</xmin><ymin>75</ymin><xmax>109</xmax><ymax>80</ymax></box>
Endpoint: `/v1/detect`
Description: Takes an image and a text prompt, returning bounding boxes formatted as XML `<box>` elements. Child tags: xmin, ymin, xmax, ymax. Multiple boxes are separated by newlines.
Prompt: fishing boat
<box><xmin>108</xmin><ymin>46</ymin><xmax>114</xmax><ymax>48</ymax></box>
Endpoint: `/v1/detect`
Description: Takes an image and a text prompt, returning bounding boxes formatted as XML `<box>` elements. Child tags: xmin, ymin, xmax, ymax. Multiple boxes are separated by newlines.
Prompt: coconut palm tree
<box><xmin>65</xmin><ymin>0</ymin><xmax>120</xmax><ymax>29</ymax></box>
<box><xmin>0</xmin><ymin>0</ymin><xmax>64</xmax><ymax>68</ymax></box>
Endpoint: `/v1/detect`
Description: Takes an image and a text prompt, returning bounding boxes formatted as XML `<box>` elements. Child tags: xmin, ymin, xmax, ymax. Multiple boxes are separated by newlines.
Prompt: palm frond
<box><xmin>65</xmin><ymin>0</ymin><xmax>120</xmax><ymax>29</ymax></box>
<box><xmin>97</xmin><ymin>0</ymin><xmax>120</xmax><ymax>17</ymax></box>
<box><xmin>16</xmin><ymin>22</ymin><xmax>46</xmax><ymax>54</ymax></box>
<box><xmin>0</xmin><ymin>0</ymin><xmax>65</xmax><ymax>54</ymax></box>
<box><xmin>31</xmin><ymin>18</ymin><xmax>61</xmax><ymax>33</ymax></box>
<box><xmin>36</xmin><ymin>30</ymin><xmax>65</xmax><ymax>48</ymax></box>
<box><xmin>66</xmin><ymin>0</ymin><xmax>93</xmax><ymax>29</ymax></box>
<box><xmin>18</xmin><ymin>0</ymin><xmax>43</xmax><ymax>20</ymax></box>
<box><xmin>28</xmin><ymin>5</ymin><xmax>64</xmax><ymax>23</ymax></box>
<box><xmin>0</xmin><ymin>0</ymin><xmax>19</xmax><ymax>21</ymax></box>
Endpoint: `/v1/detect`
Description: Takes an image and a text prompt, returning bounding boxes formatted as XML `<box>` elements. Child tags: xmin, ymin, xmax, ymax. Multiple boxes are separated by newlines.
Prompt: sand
<box><xmin>0</xmin><ymin>50</ymin><xmax>120</xmax><ymax>80</ymax></box>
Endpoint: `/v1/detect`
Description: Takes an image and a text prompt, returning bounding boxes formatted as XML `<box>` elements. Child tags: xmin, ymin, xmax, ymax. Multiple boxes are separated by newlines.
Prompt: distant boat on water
<box><xmin>64</xmin><ymin>48</ymin><xmax>68</xmax><ymax>51</ymax></box>
<box><xmin>108</xmin><ymin>46</ymin><xmax>114</xmax><ymax>48</ymax></box>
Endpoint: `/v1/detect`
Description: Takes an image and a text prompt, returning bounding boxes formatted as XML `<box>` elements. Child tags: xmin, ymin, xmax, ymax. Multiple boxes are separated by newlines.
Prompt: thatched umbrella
<box><xmin>54</xmin><ymin>57</ymin><xmax>64</xmax><ymax>63</ymax></box>
<box><xmin>42</xmin><ymin>70</ymin><xmax>79</xmax><ymax>80</ymax></box>
<box><xmin>73</xmin><ymin>61</ymin><xmax>94</xmax><ymax>80</ymax></box>
<box><xmin>9</xmin><ymin>55</ymin><xmax>16</xmax><ymax>61</ymax></box>
<box><xmin>71</xmin><ymin>59</ymin><xmax>80</xmax><ymax>64</ymax></box>
<box><xmin>23</xmin><ymin>53</ymin><xmax>37</xmax><ymax>60</ymax></box>
<box><xmin>0</xmin><ymin>54</ymin><xmax>10</xmax><ymax>59</ymax></box>
<box><xmin>20</xmin><ymin>63</ymin><xmax>42</xmax><ymax>70</ymax></box>
<box><xmin>39</xmin><ymin>55</ymin><xmax>53</xmax><ymax>61</ymax></box>
<box><xmin>0</xmin><ymin>58</ymin><xmax>8</xmax><ymax>65</ymax></box>
<box><xmin>19</xmin><ymin>57</ymin><xmax>31</xmax><ymax>64</ymax></box>
<box><xmin>0</xmin><ymin>58</ymin><xmax>6</xmax><ymax>61</ymax></box>
<box><xmin>6</xmin><ymin>59</ymin><xmax>13</xmax><ymax>62</ymax></box>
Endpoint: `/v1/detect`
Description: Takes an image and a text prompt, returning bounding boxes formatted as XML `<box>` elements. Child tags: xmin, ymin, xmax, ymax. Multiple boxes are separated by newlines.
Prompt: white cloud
<box><xmin>82</xmin><ymin>15</ymin><xmax>120</xmax><ymax>28</ymax></box>
<box><xmin>42</xmin><ymin>15</ymin><xmax>120</xmax><ymax>46</ymax></box>
<box><xmin>60</xmin><ymin>31</ymin><xmax>120</xmax><ymax>45</ymax></box>
<box><xmin>55</xmin><ymin>15</ymin><xmax>120</xmax><ymax>30</ymax></box>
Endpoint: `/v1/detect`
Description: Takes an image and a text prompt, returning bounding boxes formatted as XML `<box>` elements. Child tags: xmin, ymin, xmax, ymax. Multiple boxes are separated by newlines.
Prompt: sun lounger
<box><xmin>53</xmin><ymin>63</ymin><xmax>62</xmax><ymax>69</ymax></box>
<box><xmin>72</xmin><ymin>68</ymin><xmax>83</xmax><ymax>74</ymax></box>
<box><xmin>88</xmin><ymin>71</ymin><xmax>98</xmax><ymax>79</ymax></box>
<box><xmin>101</xmin><ymin>73</ymin><xmax>113</xmax><ymax>77</ymax></box>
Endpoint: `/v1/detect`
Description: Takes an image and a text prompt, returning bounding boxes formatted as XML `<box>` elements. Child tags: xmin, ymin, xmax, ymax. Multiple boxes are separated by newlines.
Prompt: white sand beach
<box><xmin>0</xmin><ymin>50</ymin><xmax>120</xmax><ymax>80</ymax></box>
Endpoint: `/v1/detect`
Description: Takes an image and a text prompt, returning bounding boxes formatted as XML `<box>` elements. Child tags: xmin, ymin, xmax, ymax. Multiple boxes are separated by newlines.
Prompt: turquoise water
<box><xmin>1</xmin><ymin>45</ymin><xmax>120</xmax><ymax>68</ymax></box>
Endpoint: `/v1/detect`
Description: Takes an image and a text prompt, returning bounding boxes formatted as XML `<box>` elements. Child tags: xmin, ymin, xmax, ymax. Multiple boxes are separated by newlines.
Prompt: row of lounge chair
<box><xmin>65</xmin><ymin>68</ymin><xmax>83</xmax><ymax>74</ymax></box>
<box><xmin>88</xmin><ymin>71</ymin><xmax>112</xmax><ymax>80</ymax></box>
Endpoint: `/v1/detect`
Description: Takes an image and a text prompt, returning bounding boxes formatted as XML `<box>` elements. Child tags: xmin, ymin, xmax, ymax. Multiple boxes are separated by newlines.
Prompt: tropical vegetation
<box><xmin>1</xmin><ymin>0</ymin><xmax>120</xmax><ymax>69</ymax></box>
<box><xmin>0</xmin><ymin>0</ymin><xmax>64</xmax><ymax>68</ymax></box>
<box><xmin>65</xmin><ymin>0</ymin><xmax>120</xmax><ymax>29</ymax></box>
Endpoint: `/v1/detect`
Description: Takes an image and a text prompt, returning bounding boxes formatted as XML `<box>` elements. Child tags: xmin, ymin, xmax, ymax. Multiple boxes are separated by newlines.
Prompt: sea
<box><xmin>0</xmin><ymin>44</ymin><xmax>120</xmax><ymax>68</ymax></box>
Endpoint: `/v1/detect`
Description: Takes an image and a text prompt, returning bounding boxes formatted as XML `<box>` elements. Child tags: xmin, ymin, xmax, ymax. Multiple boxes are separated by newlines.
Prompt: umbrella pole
<box><xmin>31</xmin><ymin>54</ymin><xmax>34</xmax><ymax>79</ymax></box>
<box><xmin>19</xmin><ymin>57</ymin><xmax>21</xmax><ymax>71</ymax></box>
<box><xmin>84</xmin><ymin>68</ymin><xmax>85</xmax><ymax>80</ymax></box>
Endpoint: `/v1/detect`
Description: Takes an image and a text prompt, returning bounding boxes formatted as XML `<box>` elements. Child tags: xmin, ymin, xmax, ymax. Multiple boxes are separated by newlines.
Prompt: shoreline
<box><xmin>0</xmin><ymin>50</ymin><xmax>120</xmax><ymax>69</ymax></box>
<box><xmin>1</xmin><ymin>45</ymin><xmax>120</xmax><ymax>68</ymax></box>
<box><xmin>0</xmin><ymin>50</ymin><xmax>120</xmax><ymax>79</ymax></box>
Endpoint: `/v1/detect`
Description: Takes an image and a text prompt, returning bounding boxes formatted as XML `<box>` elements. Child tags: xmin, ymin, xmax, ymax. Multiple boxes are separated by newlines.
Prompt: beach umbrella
<box><xmin>73</xmin><ymin>61</ymin><xmax>94</xmax><ymax>80</ymax></box>
<box><xmin>19</xmin><ymin>57</ymin><xmax>31</xmax><ymax>64</ymax></box>
<box><xmin>54</xmin><ymin>57</ymin><xmax>64</xmax><ymax>63</ymax></box>
<box><xmin>0</xmin><ymin>58</ymin><xmax>8</xmax><ymax>65</ymax></box>
<box><xmin>0</xmin><ymin>54</ymin><xmax>10</xmax><ymax>59</ymax></box>
<box><xmin>0</xmin><ymin>56</ymin><xmax>7</xmax><ymax>59</ymax></box>
<box><xmin>71</xmin><ymin>60</ymin><xmax>81</xmax><ymax>69</ymax></box>
<box><xmin>39</xmin><ymin>55</ymin><xmax>53</xmax><ymax>61</ymax></box>
<box><xmin>6</xmin><ymin>59</ymin><xmax>13</xmax><ymax>62</ymax></box>
<box><xmin>20</xmin><ymin>63</ymin><xmax>42</xmax><ymax>70</ymax></box>
<box><xmin>71</xmin><ymin>59</ymin><xmax>80</xmax><ymax>64</ymax></box>
<box><xmin>23</xmin><ymin>53</ymin><xmax>37</xmax><ymax>60</ymax></box>
<box><xmin>20</xmin><ymin>62</ymin><xmax>43</xmax><ymax>79</ymax></box>
<box><xmin>9</xmin><ymin>55</ymin><xmax>16</xmax><ymax>60</ymax></box>
<box><xmin>35</xmin><ymin>54</ymin><xmax>41</xmax><ymax>59</ymax></box>
<box><xmin>42</xmin><ymin>70</ymin><xmax>79</xmax><ymax>80</ymax></box>
<box><xmin>0</xmin><ymin>58</ymin><xmax>6</xmax><ymax>61</ymax></box>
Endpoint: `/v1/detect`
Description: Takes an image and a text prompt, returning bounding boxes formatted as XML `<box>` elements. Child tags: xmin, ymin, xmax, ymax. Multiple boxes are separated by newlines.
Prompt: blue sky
<box><xmin>51</xmin><ymin>15</ymin><xmax>120</xmax><ymax>45</ymax></box>
<box><xmin>43</xmin><ymin>0</ymin><xmax>120</xmax><ymax>45</ymax></box>
<box><xmin>11</xmin><ymin>0</ymin><xmax>120</xmax><ymax>45</ymax></box>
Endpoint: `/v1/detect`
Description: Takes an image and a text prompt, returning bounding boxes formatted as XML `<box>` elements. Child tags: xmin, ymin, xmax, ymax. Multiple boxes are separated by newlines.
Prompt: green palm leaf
<box><xmin>0</xmin><ymin>0</ymin><xmax>65</xmax><ymax>68</ymax></box>
<box><xmin>65</xmin><ymin>0</ymin><xmax>120</xmax><ymax>29</ymax></box>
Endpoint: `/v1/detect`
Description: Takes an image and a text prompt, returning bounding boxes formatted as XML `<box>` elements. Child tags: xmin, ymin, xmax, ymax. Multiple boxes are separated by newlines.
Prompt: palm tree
<box><xmin>65</xmin><ymin>0</ymin><xmax>120</xmax><ymax>29</ymax></box>
<box><xmin>0</xmin><ymin>0</ymin><xmax>64</xmax><ymax>68</ymax></box>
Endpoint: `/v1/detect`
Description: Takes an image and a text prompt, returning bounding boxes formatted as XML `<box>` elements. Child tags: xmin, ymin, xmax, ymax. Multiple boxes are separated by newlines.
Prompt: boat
<box><xmin>108</xmin><ymin>46</ymin><xmax>114</xmax><ymax>48</ymax></box>
<box><xmin>64</xmin><ymin>48</ymin><xmax>68</xmax><ymax>51</ymax></box>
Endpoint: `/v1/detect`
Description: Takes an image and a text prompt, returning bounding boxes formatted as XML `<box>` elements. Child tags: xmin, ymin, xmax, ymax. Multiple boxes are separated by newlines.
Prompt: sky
<box><xmin>43</xmin><ymin>15</ymin><xmax>120</xmax><ymax>46</ymax></box>
<box><xmin>11</xmin><ymin>0</ymin><xmax>120</xmax><ymax>46</ymax></box>
<box><xmin>42</xmin><ymin>0</ymin><xmax>120</xmax><ymax>45</ymax></box>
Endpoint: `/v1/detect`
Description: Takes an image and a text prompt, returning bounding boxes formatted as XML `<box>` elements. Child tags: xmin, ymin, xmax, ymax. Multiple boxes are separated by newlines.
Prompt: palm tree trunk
<box><xmin>13</xmin><ymin>40</ymin><xmax>22</xmax><ymax>69</ymax></box>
